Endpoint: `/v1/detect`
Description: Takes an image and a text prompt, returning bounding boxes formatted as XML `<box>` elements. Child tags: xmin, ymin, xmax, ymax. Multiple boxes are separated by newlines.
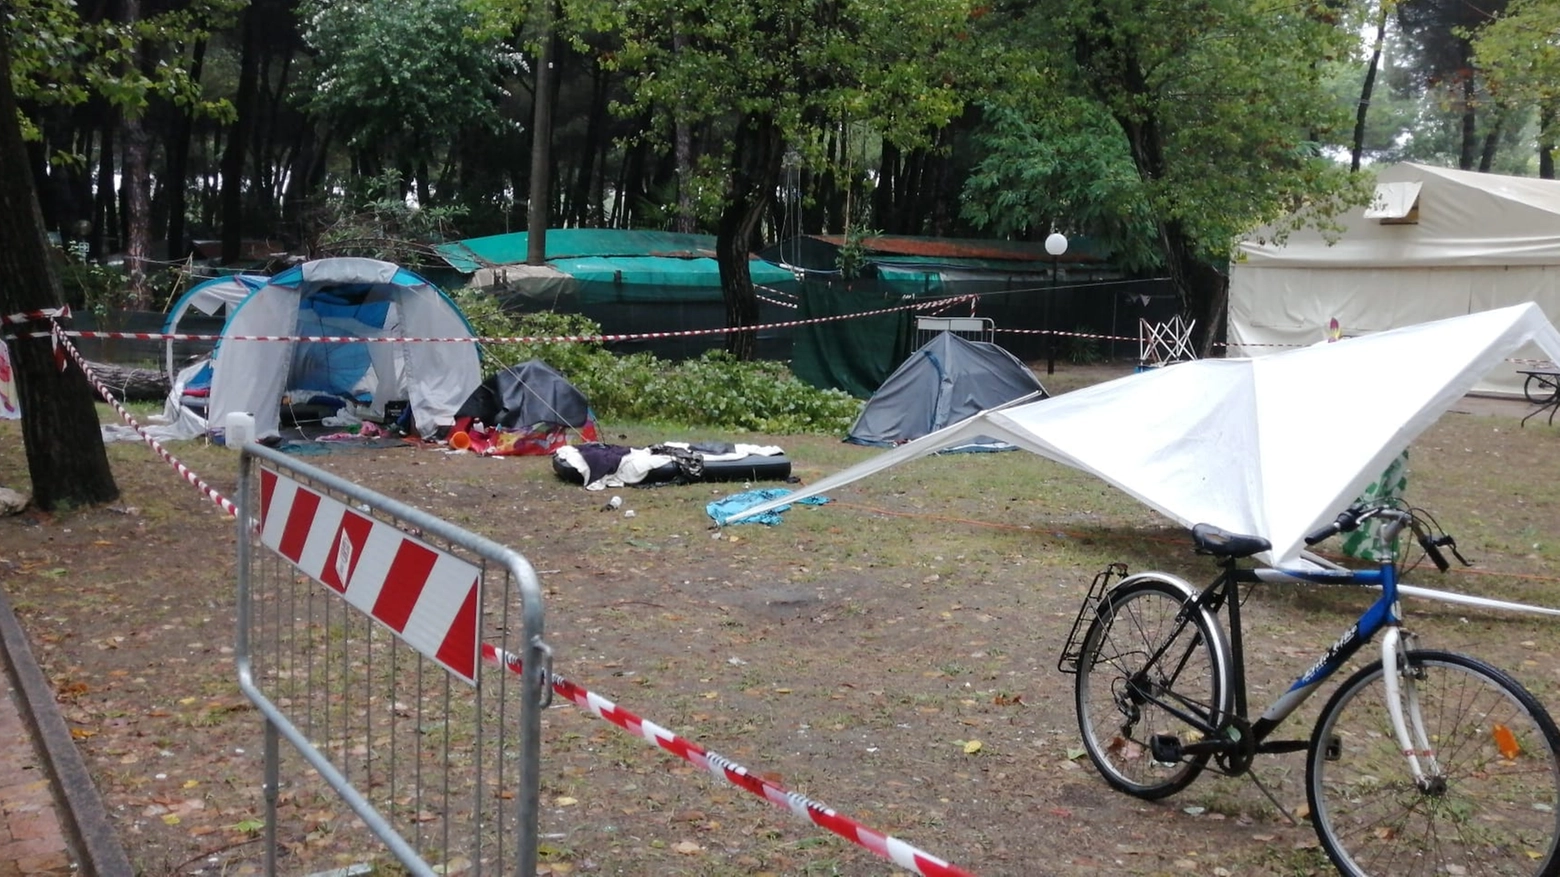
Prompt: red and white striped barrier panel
<box><xmin>50</xmin><ymin>322</ymin><xmax>239</xmax><ymax>517</ymax></box>
<box><xmin>260</xmin><ymin>468</ymin><xmax>481</xmax><ymax>683</ymax></box>
<box><xmin>480</xmin><ymin>643</ymin><xmax>979</xmax><ymax>877</ymax></box>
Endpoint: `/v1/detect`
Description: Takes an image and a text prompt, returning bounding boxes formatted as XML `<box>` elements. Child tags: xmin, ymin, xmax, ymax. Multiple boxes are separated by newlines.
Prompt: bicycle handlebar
<box><xmin>1303</xmin><ymin>503</ymin><xmax>1469</xmax><ymax>572</ymax></box>
<box><xmin>1418</xmin><ymin>532</ymin><xmax>1452</xmax><ymax>572</ymax></box>
<box><xmin>1304</xmin><ymin>505</ymin><xmax>1366</xmax><ymax>546</ymax></box>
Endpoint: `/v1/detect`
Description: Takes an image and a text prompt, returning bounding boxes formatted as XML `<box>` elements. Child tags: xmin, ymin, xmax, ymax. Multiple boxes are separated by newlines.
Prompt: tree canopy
<box><xmin>4</xmin><ymin>0</ymin><xmax>1555</xmax><ymax>362</ymax></box>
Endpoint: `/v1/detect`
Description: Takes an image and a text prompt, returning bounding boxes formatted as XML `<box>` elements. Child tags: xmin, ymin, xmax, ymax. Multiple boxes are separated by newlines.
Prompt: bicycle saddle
<box><xmin>1191</xmin><ymin>523</ymin><xmax>1271</xmax><ymax>558</ymax></box>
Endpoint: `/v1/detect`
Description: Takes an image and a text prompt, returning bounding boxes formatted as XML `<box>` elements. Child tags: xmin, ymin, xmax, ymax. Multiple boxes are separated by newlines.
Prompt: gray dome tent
<box><xmin>847</xmin><ymin>332</ymin><xmax>1047</xmax><ymax>450</ymax></box>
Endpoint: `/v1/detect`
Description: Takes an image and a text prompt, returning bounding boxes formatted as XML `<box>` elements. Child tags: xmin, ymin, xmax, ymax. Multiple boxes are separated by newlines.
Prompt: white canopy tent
<box><xmin>730</xmin><ymin>305</ymin><xmax>1560</xmax><ymax>613</ymax></box>
<box><xmin>1229</xmin><ymin>163</ymin><xmax>1560</xmax><ymax>396</ymax></box>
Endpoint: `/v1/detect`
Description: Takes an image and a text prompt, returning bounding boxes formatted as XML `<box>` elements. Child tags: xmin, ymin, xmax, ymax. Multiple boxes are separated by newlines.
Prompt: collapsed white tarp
<box><xmin>731</xmin><ymin>305</ymin><xmax>1560</xmax><ymax>575</ymax></box>
<box><xmin>1229</xmin><ymin>162</ymin><xmax>1560</xmax><ymax>396</ymax></box>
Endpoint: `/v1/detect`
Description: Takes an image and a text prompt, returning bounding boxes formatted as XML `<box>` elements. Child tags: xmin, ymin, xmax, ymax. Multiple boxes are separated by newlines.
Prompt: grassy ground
<box><xmin>2</xmin><ymin>360</ymin><xmax>1560</xmax><ymax>876</ymax></box>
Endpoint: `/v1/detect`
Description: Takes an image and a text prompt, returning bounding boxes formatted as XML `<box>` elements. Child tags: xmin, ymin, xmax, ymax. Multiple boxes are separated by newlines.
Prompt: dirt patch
<box><xmin>4</xmin><ymin>363</ymin><xmax>1560</xmax><ymax>876</ymax></box>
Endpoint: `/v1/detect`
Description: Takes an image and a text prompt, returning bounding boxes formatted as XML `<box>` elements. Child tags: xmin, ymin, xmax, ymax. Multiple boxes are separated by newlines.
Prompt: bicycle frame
<box><xmin>1147</xmin><ymin>521</ymin><xmax>1443</xmax><ymax>786</ymax></box>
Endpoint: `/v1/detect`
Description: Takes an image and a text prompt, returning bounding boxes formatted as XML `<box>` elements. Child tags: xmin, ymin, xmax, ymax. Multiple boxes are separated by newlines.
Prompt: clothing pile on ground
<box><xmin>553</xmin><ymin>441</ymin><xmax>791</xmax><ymax>490</ymax></box>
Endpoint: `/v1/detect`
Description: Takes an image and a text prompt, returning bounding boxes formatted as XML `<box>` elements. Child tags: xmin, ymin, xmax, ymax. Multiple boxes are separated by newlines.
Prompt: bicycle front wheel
<box><xmin>1074</xmin><ymin>576</ymin><xmax>1230</xmax><ymax>799</ymax></box>
<box><xmin>1307</xmin><ymin>649</ymin><xmax>1560</xmax><ymax>877</ymax></box>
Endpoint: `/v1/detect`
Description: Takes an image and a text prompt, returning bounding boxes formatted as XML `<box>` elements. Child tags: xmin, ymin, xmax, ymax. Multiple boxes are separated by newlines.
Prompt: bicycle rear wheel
<box><xmin>1307</xmin><ymin>649</ymin><xmax>1560</xmax><ymax>877</ymax></box>
<box><xmin>1074</xmin><ymin>576</ymin><xmax>1230</xmax><ymax>799</ymax></box>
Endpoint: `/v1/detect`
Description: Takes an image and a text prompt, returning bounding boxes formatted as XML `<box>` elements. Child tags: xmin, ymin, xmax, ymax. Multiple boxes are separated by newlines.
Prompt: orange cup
<box><xmin>448</xmin><ymin>431</ymin><xmax>471</xmax><ymax>450</ymax></box>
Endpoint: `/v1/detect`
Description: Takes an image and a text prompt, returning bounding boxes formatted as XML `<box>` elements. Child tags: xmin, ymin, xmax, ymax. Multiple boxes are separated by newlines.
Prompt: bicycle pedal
<box><xmin>1322</xmin><ymin>734</ymin><xmax>1341</xmax><ymax>761</ymax></box>
<box><xmin>1150</xmin><ymin>734</ymin><xmax>1184</xmax><ymax>762</ymax></box>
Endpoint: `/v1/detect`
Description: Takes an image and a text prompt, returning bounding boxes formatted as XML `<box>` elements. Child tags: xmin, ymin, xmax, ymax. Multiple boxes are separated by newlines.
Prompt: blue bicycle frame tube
<box><xmin>1249</xmin><ymin>563</ymin><xmax>1400</xmax><ymax>735</ymax></box>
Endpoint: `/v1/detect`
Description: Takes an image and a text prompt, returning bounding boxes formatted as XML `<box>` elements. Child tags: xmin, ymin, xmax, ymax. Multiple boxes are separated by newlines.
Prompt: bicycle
<box><xmin>1058</xmin><ymin>500</ymin><xmax>1560</xmax><ymax>877</ymax></box>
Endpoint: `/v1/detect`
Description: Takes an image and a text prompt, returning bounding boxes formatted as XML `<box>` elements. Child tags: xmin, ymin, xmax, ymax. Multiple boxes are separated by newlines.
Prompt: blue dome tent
<box><xmin>206</xmin><ymin>258</ymin><xmax>481</xmax><ymax>441</ymax></box>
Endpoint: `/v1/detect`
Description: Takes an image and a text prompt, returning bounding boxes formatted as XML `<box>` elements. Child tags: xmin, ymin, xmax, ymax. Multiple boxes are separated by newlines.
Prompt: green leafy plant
<box><xmin>56</xmin><ymin>241</ymin><xmax>129</xmax><ymax>319</ymax></box>
<box><xmin>309</xmin><ymin>170</ymin><xmax>466</xmax><ymax>266</ymax></box>
<box><xmin>449</xmin><ymin>289</ymin><xmax>861</xmax><ymax>434</ymax></box>
<box><xmin>1066</xmin><ymin>327</ymin><xmax>1105</xmax><ymax>365</ymax></box>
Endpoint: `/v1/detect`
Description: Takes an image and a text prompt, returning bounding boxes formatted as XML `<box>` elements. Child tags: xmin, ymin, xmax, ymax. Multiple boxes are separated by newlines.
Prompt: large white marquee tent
<box><xmin>1229</xmin><ymin>162</ymin><xmax>1560</xmax><ymax>395</ymax></box>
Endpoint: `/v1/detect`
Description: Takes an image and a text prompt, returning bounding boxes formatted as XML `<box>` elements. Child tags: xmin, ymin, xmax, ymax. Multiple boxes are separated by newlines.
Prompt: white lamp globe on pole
<box><xmin>1043</xmin><ymin>233</ymin><xmax>1068</xmax><ymax>374</ymax></box>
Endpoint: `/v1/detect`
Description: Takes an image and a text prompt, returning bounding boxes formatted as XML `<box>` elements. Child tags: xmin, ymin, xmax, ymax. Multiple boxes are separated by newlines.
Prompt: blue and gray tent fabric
<box><xmin>847</xmin><ymin>332</ymin><xmax>1046</xmax><ymax>451</ymax></box>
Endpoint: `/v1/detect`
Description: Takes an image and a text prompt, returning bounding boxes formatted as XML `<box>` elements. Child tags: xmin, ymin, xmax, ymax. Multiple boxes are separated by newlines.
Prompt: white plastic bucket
<box><xmin>225</xmin><ymin>412</ymin><xmax>256</xmax><ymax>448</ymax></box>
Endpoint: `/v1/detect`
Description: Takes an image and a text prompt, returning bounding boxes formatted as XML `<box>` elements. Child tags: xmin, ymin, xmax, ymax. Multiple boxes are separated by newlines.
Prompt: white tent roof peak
<box><xmin>1237</xmin><ymin>162</ymin><xmax>1560</xmax><ymax>268</ymax></box>
<box><xmin>729</xmin><ymin>304</ymin><xmax>1560</xmax><ymax>567</ymax></box>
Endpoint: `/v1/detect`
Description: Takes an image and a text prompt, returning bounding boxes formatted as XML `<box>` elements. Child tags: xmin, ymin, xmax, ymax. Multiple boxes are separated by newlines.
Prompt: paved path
<box><xmin>0</xmin><ymin>649</ymin><xmax>76</xmax><ymax>877</ymax></box>
<box><xmin>0</xmin><ymin>586</ymin><xmax>130</xmax><ymax>877</ymax></box>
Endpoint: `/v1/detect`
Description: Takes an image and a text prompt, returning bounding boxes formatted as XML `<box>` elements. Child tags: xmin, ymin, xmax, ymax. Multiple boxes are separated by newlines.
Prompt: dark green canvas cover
<box><xmin>789</xmin><ymin>281</ymin><xmax>916</xmax><ymax>398</ymax></box>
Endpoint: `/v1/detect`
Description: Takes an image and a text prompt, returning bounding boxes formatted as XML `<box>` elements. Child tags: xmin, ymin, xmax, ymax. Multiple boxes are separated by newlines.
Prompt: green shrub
<box><xmin>449</xmin><ymin>288</ymin><xmax>861</xmax><ymax>435</ymax></box>
<box><xmin>1066</xmin><ymin>327</ymin><xmax>1105</xmax><ymax>365</ymax></box>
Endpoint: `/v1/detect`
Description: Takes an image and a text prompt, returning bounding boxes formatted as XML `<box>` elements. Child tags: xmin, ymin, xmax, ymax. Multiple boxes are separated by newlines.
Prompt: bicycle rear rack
<box><xmin>1057</xmin><ymin>562</ymin><xmax>1129</xmax><ymax>674</ymax></box>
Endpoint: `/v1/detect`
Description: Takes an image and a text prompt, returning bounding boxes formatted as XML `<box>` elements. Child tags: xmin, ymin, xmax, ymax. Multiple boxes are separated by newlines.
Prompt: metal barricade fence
<box><xmin>236</xmin><ymin>444</ymin><xmax>551</xmax><ymax>876</ymax></box>
<box><xmin>915</xmin><ymin>316</ymin><xmax>995</xmax><ymax>348</ymax></box>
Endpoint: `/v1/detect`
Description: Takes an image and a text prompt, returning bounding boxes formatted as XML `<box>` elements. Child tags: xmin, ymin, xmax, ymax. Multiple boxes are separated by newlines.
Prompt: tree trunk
<box><xmin>83</xmin><ymin>361</ymin><xmax>170</xmax><ymax>401</ymax></box>
<box><xmin>526</xmin><ymin>3</ymin><xmax>556</xmax><ymax>265</ymax></box>
<box><xmin>222</xmin><ymin>1</ymin><xmax>262</xmax><ymax>264</ymax></box>
<box><xmin>0</xmin><ymin>27</ymin><xmax>120</xmax><ymax>509</ymax></box>
<box><xmin>673</xmin><ymin>24</ymin><xmax>694</xmax><ymax>234</ymax></box>
<box><xmin>1479</xmin><ymin>122</ymin><xmax>1501</xmax><ymax>172</ymax></box>
<box><xmin>1541</xmin><ymin>103</ymin><xmax>1556</xmax><ymax>180</ymax></box>
<box><xmin>1075</xmin><ymin>14</ymin><xmax>1224</xmax><ymax>351</ymax></box>
<box><xmin>120</xmin><ymin>0</ymin><xmax>154</xmax><ymax>306</ymax></box>
<box><xmin>874</xmin><ymin>141</ymin><xmax>900</xmax><ymax>232</ymax></box>
<box><xmin>1458</xmin><ymin>71</ymin><xmax>1477</xmax><ymax>170</ymax></box>
<box><xmin>166</xmin><ymin>39</ymin><xmax>206</xmax><ymax>265</ymax></box>
<box><xmin>715</xmin><ymin>112</ymin><xmax>784</xmax><ymax>361</ymax></box>
<box><xmin>94</xmin><ymin>124</ymin><xmax>117</xmax><ymax>259</ymax></box>
<box><xmin>1351</xmin><ymin>6</ymin><xmax>1387</xmax><ymax>172</ymax></box>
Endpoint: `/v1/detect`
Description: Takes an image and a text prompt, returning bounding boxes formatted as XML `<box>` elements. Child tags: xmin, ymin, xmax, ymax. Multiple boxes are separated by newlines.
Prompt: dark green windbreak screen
<box><xmin>789</xmin><ymin>281</ymin><xmax>915</xmax><ymax>398</ymax></box>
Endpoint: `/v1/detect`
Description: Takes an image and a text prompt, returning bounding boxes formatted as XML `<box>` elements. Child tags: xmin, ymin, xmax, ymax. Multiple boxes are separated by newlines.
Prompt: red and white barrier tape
<box><xmin>755</xmin><ymin>294</ymin><xmax>798</xmax><ymax>310</ymax></box>
<box><xmin>479</xmin><ymin>644</ymin><xmax>977</xmax><ymax>877</ymax></box>
<box><xmin>0</xmin><ymin>305</ymin><xmax>70</xmax><ymax>326</ymax></box>
<box><xmin>51</xmin><ymin>322</ymin><xmax>238</xmax><ymax>518</ymax></box>
<box><xmin>9</xmin><ymin>295</ymin><xmax>976</xmax><ymax>346</ymax></box>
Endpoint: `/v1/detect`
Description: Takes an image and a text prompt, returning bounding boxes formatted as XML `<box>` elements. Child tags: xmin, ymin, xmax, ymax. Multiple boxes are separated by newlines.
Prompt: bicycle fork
<box><xmin>1378</xmin><ymin>624</ymin><xmax>1447</xmax><ymax>794</ymax></box>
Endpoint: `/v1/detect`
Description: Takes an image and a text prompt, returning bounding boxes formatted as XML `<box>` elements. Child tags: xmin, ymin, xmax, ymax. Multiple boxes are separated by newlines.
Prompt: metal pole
<box><xmin>1110</xmin><ymin>291</ymin><xmax>1119</xmax><ymax>362</ymax></box>
<box><xmin>1046</xmin><ymin>257</ymin><xmax>1056</xmax><ymax>375</ymax></box>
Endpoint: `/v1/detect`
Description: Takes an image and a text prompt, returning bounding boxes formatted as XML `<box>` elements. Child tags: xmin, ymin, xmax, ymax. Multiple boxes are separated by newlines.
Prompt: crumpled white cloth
<box><xmin>606</xmin><ymin>448</ymin><xmax>676</xmax><ymax>487</ymax></box>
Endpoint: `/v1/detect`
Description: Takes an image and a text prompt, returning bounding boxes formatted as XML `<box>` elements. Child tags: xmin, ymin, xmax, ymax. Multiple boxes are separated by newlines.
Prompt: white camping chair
<box><xmin>1139</xmin><ymin>316</ymin><xmax>1197</xmax><ymax>370</ymax></box>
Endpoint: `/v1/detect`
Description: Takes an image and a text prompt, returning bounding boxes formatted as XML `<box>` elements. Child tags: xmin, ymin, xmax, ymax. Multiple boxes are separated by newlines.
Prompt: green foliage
<box><xmin>836</xmin><ymin>224</ymin><xmax>879</xmax><ymax>281</ymax></box>
<box><xmin>588</xmin><ymin>350</ymin><xmax>860</xmax><ymax>434</ymax></box>
<box><xmin>297</xmin><ymin>0</ymin><xmax>518</xmax><ymax>166</ymax></box>
<box><xmin>449</xmin><ymin>289</ymin><xmax>861</xmax><ymax>434</ymax></box>
<box><xmin>1066</xmin><ymin>329</ymin><xmax>1105</xmax><ymax>365</ymax></box>
<box><xmin>969</xmin><ymin>0</ymin><xmax>1372</xmax><ymax>267</ymax></box>
<box><xmin>311</xmin><ymin>170</ymin><xmax>467</xmax><ymax>265</ymax></box>
<box><xmin>1473</xmin><ymin>0</ymin><xmax>1560</xmax><ymax>105</ymax></box>
<box><xmin>55</xmin><ymin>241</ymin><xmax>129</xmax><ymax>319</ymax></box>
<box><xmin>1472</xmin><ymin>0</ymin><xmax>1560</xmax><ymax>167</ymax></box>
<box><xmin>573</xmin><ymin>0</ymin><xmax>976</xmax><ymax>222</ymax></box>
<box><xmin>448</xmin><ymin>290</ymin><xmax>606</xmax><ymax>378</ymax></box>
<box><xmin>7</xmin><ymin>0</ymin><xmax>238</xmax><ymax>140</ymax></box>
<box><xmin>961</xmin><ymin>99</ymin><xmax>1162</xmax><ymax>273</ymax></box>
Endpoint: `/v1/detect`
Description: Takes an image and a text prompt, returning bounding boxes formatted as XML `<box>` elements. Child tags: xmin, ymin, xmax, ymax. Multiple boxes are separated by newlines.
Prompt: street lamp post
<box><xmin>1044</xmin><ymin>232</ymin><xmax>1068</xmax><ymax>375</ymax></box>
